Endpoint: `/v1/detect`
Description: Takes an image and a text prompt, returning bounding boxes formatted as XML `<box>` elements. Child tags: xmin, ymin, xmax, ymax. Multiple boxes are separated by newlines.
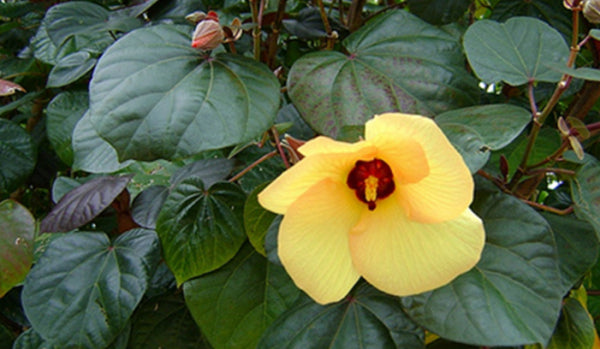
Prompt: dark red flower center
<box><xmin>346</xmin><ymin>158</ymin><xmax>395</xmax><ymax>211</ymax></box>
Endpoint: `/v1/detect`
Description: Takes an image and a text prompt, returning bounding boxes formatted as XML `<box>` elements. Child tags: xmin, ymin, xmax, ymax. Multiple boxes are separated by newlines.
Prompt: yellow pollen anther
<box><xmin>364</xmin><ymin>176</ymin><xmax>379</xmax><ymax>202</ymax></box>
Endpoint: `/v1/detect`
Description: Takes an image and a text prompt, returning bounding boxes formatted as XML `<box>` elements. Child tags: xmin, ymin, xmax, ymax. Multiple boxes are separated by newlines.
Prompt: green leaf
<box><xmin>51</xmin><ymin>176</ymin><xmax>85</xmax><ymax>203</ymax></box>
<box><xmin>402</xmin><ymin>189</ymin><xmax>562</xmax><ymax>346</ymax></box>
<box><xmin>547</xmin><ymin>298</ymin><xmax>595</xmax><ymax>349</ymax></box>
<box><xmin>407</xmin><ymin>0</ymin><xmax>471</xmax><ymax>25</ymax></box>
<box><xmin>287</xmin><ymin>10</ymin><xmax>478</xmax><ymax>138</ymax></box>
<box><xmin>131</xmin><ymin>185</ymin><xmax>169</xmax><ymax>230</ymax></box>
<box><xmin>491</xmin><ymin>0</ymin><xmax>572</xmax><ymax>40</ymax></box>
<box><xmin>46</xmin><ymin>91</ymin><xmax>88</xmax><ymax>166</ymax></box>
<box><xmin>129</xmin><ymin>293</ymin><xmax>208</xmax><ymax>349</ymax></box>
<box><xmin>22</xmin><ymin>229</ymin><xmax>160</xmax><ymax>348</ymax></box>
<box><xmin>0</xmin><ymin>119</ymin><xmax>35</xmax><ymax>194</ymax></box>
<box><xmin>438</xmin><ymin>123</ymin><xmax>490</xmax><ymax>173</ymax></box>
<box><xmin>258</xmin><ymin>282</ymin><xmax>424</xmax><ymax>349</ymax></box>
<box><xmin>436</xmin><ymin>104</ymin><xmax>531</xmax><ymax>150</ymax></box>
<box><xmin>46</xmin><ymin>51</ymin><xmax>97</xmax><ymax>88</ymax></box>
<box><xmin>542</xmin><ymin>213</ymin><xmax>599</xmax><ymax>294</ymax></box>
<box><xmin>88</xmin><ymin>25</ymin><xmax>280</xmax><ymax>161</ymax></box>
<box><xmin>184</xmin><ymin>243</ymin><xmax>300</xmax><ymax>349</ymax></box>
<box><xmin>170</xmin><ymin>158</ymin><xmax>234</xmax><ymax>188</ymax></box>
<box><xmin>570</xmin><ymin>155</ymin><xmax>600</xmax><ymax>238</ymax></box>
<box><xmin>40</xmin><ymin>175</ymin><xmax>132</xmax><ymax>233</ymax></box>
<box><xmin>463</xmin><ymin>17</ymin><xmax>569</xmax><ymax>85</ymax></box>
<box><xmin>12</xmin><ymin>328</ymin><xmax>58</xmax><ymax>349</ymax></box>
<box><xmin>0</xmin><ymin>200</ymin><xmax>34</xmax><ymax>297</ymax></box>
<box><xmin>591</xmin><ymin>29</ymin><xmax>600</xmax><ymax>40</ymax></box>
<box><xmin>156</xmin><ymin>179</ymin><xmax>247</xmax><ymax>285</ymax></box>
<box><xmin>244</xmin><ymin>183</ymin><xmax>276</xmax><ymax>256</ymax></box>
<box><xmin>504</xmin><ymin>128</ymin><xmax>561</xmax><ymax>178</ymax></box>
<box><xmin>72</xmin><ymin>111</ymin><xmax>133</xmax><ymax>173</ymax></box>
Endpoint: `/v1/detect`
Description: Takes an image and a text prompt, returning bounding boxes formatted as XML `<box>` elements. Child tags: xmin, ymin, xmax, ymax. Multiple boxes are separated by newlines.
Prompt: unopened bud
<box><xmin>563</xmin><ymin>0</ymin><xmax>581</xmax><ymax>9</ymax></box>
<box><xmin>191</xmin><ymin>17</ymin><xmax>225</xmax><ymax>50</ymax></box>
<box><xmin>584</xmin><ymin>0</ymin><xmax>600</xmax><ymax>23</ymax></box>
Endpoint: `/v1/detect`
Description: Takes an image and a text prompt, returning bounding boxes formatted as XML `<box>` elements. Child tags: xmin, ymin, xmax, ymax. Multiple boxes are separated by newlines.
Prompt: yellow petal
<box><xmin>349</xmin><ymin>196</ymin><xmax>485</xmax><ymax>297</ymax></box>
<box><xmin>278</xmin><ymin>178</ymin><xmax>363</xmax><ymax>304</ymax></box>
<box><xmin>258</xmin><ymin>142</ymin><xmax>375</xmax><ymax>215</ymax></box>
<box><xmin>366</xmin><ymin>113</ymin><xmax>473</xmax><ymax>223</ymax></box>
<box><xmin>298</xmin><ymin>136</ymin><xmax>368</xmax><ymax>157</ymax></box>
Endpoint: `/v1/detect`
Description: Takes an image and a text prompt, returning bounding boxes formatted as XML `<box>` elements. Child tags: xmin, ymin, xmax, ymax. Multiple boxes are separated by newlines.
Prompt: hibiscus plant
<box><xmin>1</xmin><ymin>0</ymin><xmax>600</xmax><ymax>348</ymax></box>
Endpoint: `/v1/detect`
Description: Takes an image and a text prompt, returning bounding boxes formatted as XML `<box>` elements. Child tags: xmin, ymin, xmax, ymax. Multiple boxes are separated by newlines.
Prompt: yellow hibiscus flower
<box><xmin>258</xmin><ymin>113</ymin><xmax>485</xmax><ymax>305</ymax></box>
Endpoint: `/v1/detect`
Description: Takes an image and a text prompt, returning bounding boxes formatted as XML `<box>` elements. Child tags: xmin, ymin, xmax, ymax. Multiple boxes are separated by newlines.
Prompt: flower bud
<box><xmin>191</xmin><ymin>16</ymin><xmax>225</xmax><ymax>51</ymax></box>
<box><xmin>584</xmin><ymin>0</ymin><xmax>600</xmax><ymax>23</ymax></box>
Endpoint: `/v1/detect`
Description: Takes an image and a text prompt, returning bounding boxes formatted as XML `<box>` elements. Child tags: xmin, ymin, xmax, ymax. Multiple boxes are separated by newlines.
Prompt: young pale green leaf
<box><xmin>407</xmin><ymin>0</ymin><xmax>471</xmax><ymax>24</ymax></box>
<box><xmin>0</xmin><ymin>119</ymin><xmax>35</xmax><ymax>195</ymax></box>
<box><xmin>258</xmin><ymin>282</ymin><xmax>424</xmax><ymax>349</ymax></box>
<box><xmin>570</xmin><ymin>155</ymin><xmax>600</xmax><ymax>238</ymax></box>
<box><xmin>46</xmin><ymin>91</ymin><xmax>88</xmax><ymax>166</ymax></box>
<box><xmin>463</xmin><ymin>17</ymin><xmax>569</xmax><ymax>85</ymax></box>
<box><xmin>184</xmin><ymin>243</ymin><xmax>300</xmax><ymax>349</ymax></box>
<box><xmin>402</xmin><ymin>189</ymin><xmax>562</xmax><ymax>346</ymax></box>
<box><xmin>438</xmin><ymin>123</ymin><xmax>490</xmax><ymax>173</ymax></box>
<box><xmin>436</xmin><ymin>104</ymin><xmax>531</xmax><ymax>150</ymax></box>
<box><xmin>47</xmin><ymin>51</ymin><xmax>97</xmax><ymax>88</ymax></box>
<box><xmin>287</xmin><ymin>10</ymin><xmax>478</xmax><ymax>138</ymax></box>
<box><xmin>129</xmin><ymin>293</ymin><xmax>208</xmax><ymax>349</ymax></box>
<box><xmin>547</xmin><ymin>298</ymin><xmax>596</xmax><ymax>349</ymax></box>
<box><xmin>542</xmin><ymin>213</ymin><xmax>599</xmax><ymax>294</ymax></box>
<box><xmin>22</xmin><ymin>229</ymin><xmax>160</xmax><ymax>348</ymax></box>
<box><xmin>156</xmin><ymin>179</ymin><xmax>247</xmax><ymax>285</ymax></box>
<box><xmin>244</xmin><ymin>183</ymin><xmax>276</xmax><ymax>256</ymax></box>
<box><xmin>0</xmin><ymin>200</ymin><xmax>34</xmax><ymax>297</ymax></box>
<box><xmin>88</xmin><ymin>25</ymin><xmax>280</xmax><ymax>161</ymax></box>
<box><xmin>40</xmin><ymin>175</ymin><xmax>132</xmax><ymax>233</ymax></box>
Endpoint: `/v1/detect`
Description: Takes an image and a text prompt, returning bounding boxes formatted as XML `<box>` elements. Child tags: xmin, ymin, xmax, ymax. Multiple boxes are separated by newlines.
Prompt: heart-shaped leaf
<box><xmin>0</xmin><ymin>119</ymin><xmax>36</xmax><ymax>194</ymax></box>
<box><xmin>542</xmin><ymin>213</ymin><xmax>599</xmax><ymax>294</ymax></box>
<box><xmin>88</xmin><ymin>24</ymin><xmax>280</xmax><ymax>161</ymax></box>
<box><xmin>287</xmin><ymin>10</ymin><xmax>478</xmax><ymax>137</ymax></box>
<box><xmin>46</xmin><ymin>91</ymin><xmax>88</xmax><ymax>166</ymax></box>
<box><xmin>156</xmin><ymin>179</ymin><xmax>247</xmax><ymax>285</ymax></box>
<box><xmin>463</xmin><ymin>17</ymin><xmax>569</xmax><ymax>85</ymax></box>
<box><xmin>22</xmin><ymin>229</ymin><xmax>160</xmax><ymax>348</ymax></box>
<box><xmin>436</xmin><ymin>104</ymin><xmax>531</xmax><ymax>150</ymax></box>
<box><xmin>72</xmin><ymin>111</ymin><xmax>133</xmax><ymax>173</ymax></box>
<box><xmin>0</xmin><ymin>200</ymin><xmax>34</xmax><ymax>297</ymax></box>
<box><xmin>128</xmin><ymin>293</ymin><xmax>207</xmax><ymax>349</ymax></box>
<box><xmin>244</xmin><ymin>183</ymin><xmax>276</xmax><ymax>256</ymax></box>
<box><xmin>258</xmin><ymin>282</ymin><xmax>424</xmax><ymax>348</ymax></box>
<box><xmin>40</xmin><ymin>175</ymin><xmax>133</xmax><ymax>233</ymax></box>
<box><xmin>184</xmin><ymin>243</ymin><xmax>300</xmax><ymax>349</ymax></box>
<box><xmin>570</xmin><ymin>155</ymin><xmax>600</xmax><ymax>238</ymax></box>
<box><xmin>402</xmin><ymin>189</ymin><xmax>562</xmax><ymax>346</ymax></box>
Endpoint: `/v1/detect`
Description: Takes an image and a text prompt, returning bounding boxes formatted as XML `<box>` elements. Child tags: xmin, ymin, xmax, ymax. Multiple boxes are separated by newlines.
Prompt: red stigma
<box><xmin>347</xmin><ymin>158</ymin><xmax>395</xmax><ymax>210</ymax></box>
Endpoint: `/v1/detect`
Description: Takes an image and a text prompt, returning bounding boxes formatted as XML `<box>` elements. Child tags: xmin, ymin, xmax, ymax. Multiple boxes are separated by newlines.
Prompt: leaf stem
<box><xmin>520</xmin><ymin>199</ymin><xmax>574</xmax><ymax>215</ymax></box>
<box><xmin>316</xmin><ymin>0</ymin><xmax>335</xmax><ymax>49</ymax></box>
<box><xmin>229</xmin><ymin>150</ymin><xmax>278</xmax><ymax>182</ymax></box>
<box><xmin>271</xmin><ymin>126</ymin><xmax>290</xmax><ymax>168</ymax></box>
<box><xmin>266</xmin><ymin>0</ymin><xmax>288</xmax><ymax>68</ymax></box>
<box><xmin>250</xmin><ymin>0</ymin><xmax>262</xmax><ymax>61</ymax></box>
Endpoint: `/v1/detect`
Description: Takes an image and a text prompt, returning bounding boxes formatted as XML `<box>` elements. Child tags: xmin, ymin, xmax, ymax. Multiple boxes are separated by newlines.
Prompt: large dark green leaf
<box><xmin>22</xmin><ymin>229</ymin><xmax>160</xmax><ymax>348</ymax></box>
<box><xmin>258</xmin><ymin>282</ymin><xmax>424</xmax><ymax>349</ymax></box>
<box><xmin>547</xmin><ymin>298</ymin><xmax>596</xmax><ymax>349</ymax></box>
<box><xmin>407</xmin><ymin>0</ymin><xmax>471</xmax><ymax>25</ymax></box>
<box><xmin>131</xmin><ymin>185</ymin><xmax>169</xmax><ymax>230</ymax></box>
<box><xmin>88</xmin><ymin>25</ymin><xmax>280</xmax><ymax>161</ymax></box>
<box><xmin>184</xmin><ymin>243</ymin><xmax>300</xmax><ymax>349</ymax></box>
<box><xmin>402</xmin><ymin>189</ymin><xmax>562</xmax><ymax>346</ymax></box>
<box><xmin>463</xmin><ymin>17</ymin><xmax>569</xmax><ymax>85</ymax></box>
<box><xmin>542</xmin><ymin>213</ymin><xmax>599</xmax><ymax>294</ymax></box>
<box><xmin>287</xmin><ymin>10</ymin><xmax>478</xmax><ymax>137</ymax></box>
<box><xmin>71</xmin><ymin>111</ymin><xmax>133</xmax><ymax>173</ymax></box>
<box><xmin>156</xmin><ymin>179</ymin><xmax>247</xmax><ymax>285</ymax></box>
<box><xmin>0</xmin><ymin>119</ymin><xmax>35</xmax><ymax>194</ymax></box>
<box><xmin>129</xmin><ymin>293</ymin><xmax>208</xmax><ymax>349</ymax></box>
<box><xmin>46</xmin><ymin>91</ymin><xmax>88</xmax><ymax>166</ymax></box>
<box><xmin>491</xmin><ymin>0</ymin><xmax>572</xmax><ymax>40</ymax></box>
<box><xmin>40</xmin><ymin>175</ymin><xmax>133</xmax><ymax>233</ymax></box>
<box><xmin>436</xmin><ymin>104</ymin><xmax>531</xmax><ymax>150</ymax></box>
<box><xmin>570</xmin><ymin>155</ymin><xmax>600</xmax><ymax>238</ymax></box>
<box><xmin>0</xmin><ymin>200</ymin><xmax>34</xmax><ymax>297</ymax></box>
<box><xmin>170</xmin><ymin>158</ymin><xmax>234</xmax><ymax>188</ymax></box>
